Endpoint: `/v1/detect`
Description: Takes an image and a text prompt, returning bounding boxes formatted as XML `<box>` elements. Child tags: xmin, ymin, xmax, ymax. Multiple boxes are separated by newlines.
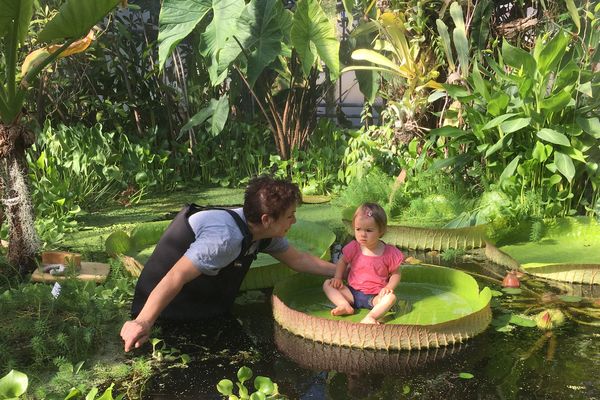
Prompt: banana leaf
<box><xmin>272</xmin><ymin>265</ymin><xmax>492</xmax><ymax>350</ymax></box>
<box><xmin>486</xmin><ymin>217</ymin><xmax>600</xmax><ymax>284</ymax></box>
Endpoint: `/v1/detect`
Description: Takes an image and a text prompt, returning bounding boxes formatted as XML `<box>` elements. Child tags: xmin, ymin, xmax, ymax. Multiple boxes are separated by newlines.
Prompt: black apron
<box><xmin>131</xmin><ymin>204</ymin><xmax>268</xmax><ymax>320</ymax></box>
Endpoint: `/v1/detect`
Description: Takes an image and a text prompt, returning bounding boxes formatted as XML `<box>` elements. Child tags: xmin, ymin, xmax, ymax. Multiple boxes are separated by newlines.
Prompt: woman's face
<box><xmin>353</xmin><ymin>214</ymin><xmax>382</xmax><ymax>250</ymax></box>
<box><xmin>267</xmin><ymin>205</ymin><xmax>297</xmax><ymax>237</ymax></box>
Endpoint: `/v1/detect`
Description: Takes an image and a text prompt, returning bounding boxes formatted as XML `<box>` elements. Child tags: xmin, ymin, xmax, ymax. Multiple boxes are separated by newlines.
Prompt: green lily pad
<box><xmin>486</xmin><ymin>217</ymin><xmax>600</xmax><ymax>284</ymax></box>
<box><xmin>273</xmin><ymin>265</ymin><xmax>492</xmax><ymax>350</ymax></box>
<box><xmin>118</xmin><ymin>219</ymin><xmax>335</xmax><ymax>289</ymax></box>
<box><xmin>302</xmin><ymin>195</ymin><xmax>331</xmax><ymax>204</ymax></box>
<box><xmin>342</xmin><ymin>218</ymin><xmax>487</xmax><ymax>251</ymax></box>
<box><xmin>342</xmin><ymin>203</ymin><xmax>487</xmax><ymax>251</ymax></box>
<box><xmin>240</xmin><ymin>220</ymin><xmax>336</xmax><ymax>290</ymax></box>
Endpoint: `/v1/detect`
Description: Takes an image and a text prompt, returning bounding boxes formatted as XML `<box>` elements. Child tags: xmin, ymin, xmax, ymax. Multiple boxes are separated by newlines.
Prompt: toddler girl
<box><xmin>323</xmin><ymin>202</ymin><xmax>404</xmax><ymax>324</ymax></box>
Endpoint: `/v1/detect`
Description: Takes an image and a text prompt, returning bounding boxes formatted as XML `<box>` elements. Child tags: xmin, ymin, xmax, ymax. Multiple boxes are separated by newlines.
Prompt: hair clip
<box><xmin>366</xmin><ymin>210</ymin><xmax>373</xmax><ymax>217</ymax></box>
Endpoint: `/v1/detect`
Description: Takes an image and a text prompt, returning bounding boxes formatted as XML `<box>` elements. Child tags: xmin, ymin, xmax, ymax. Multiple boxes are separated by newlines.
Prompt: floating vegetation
<box><xmin>273</xmin><ymin>265</ymin><xmax>491</xmax><ymax>350</ymax></box>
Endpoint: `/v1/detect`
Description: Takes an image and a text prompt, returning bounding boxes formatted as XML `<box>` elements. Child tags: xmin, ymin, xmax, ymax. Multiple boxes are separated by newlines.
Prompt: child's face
<box><xmin>353</xmin><ymin>214</ymin><xmax>382</xmax><ymax>249</ymax></box>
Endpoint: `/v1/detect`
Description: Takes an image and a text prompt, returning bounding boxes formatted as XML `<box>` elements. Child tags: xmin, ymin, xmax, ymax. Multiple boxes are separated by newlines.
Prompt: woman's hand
<box><xmin>120</xmin><ymin>319</ymin><xmax>151</xmax><ymax>352</ymax></box>
<box><xmin>328</xmin><ymin>277</ymin><xmax>344</xmax><ymax>289</ymax></box>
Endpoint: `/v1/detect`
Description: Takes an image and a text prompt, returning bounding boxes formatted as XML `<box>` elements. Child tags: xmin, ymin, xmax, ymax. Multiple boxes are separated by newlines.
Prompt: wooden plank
<box><xmin>31</xmin><ymin>262</ymin><xmax>110</xmax><ymax>284</ymax></box>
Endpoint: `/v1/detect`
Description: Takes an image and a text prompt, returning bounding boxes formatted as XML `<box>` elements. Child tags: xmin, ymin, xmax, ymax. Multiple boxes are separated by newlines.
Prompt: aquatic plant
<box><xmin>273</xmin><ymin>265</ymin><xmax>492</xmax><ymax>350</ymax></box>
<box><xmin>486</xmin><ymin>217</ymin><xmax>600</xmax><ymax>285</ymax></box>
<box><xmin>216</xmin><ymin>366</ymin><xmax>285</xmax><ymax>400</ymax></box>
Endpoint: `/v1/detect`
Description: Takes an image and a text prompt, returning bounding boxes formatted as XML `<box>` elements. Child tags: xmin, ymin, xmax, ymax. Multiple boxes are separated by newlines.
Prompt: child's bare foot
<box><xmin>331</xmin><ymin>305</ymin><xmax>354</xmax><ymax>316</ymax></box>
<box><xmin>360</xmin><ymin>316</ymin><xmax>380</xmax><ymax>324</ymax></box>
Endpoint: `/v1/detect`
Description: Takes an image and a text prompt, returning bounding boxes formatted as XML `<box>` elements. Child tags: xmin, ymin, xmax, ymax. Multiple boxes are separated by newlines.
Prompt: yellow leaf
<box><xmin>22</xmin><ymin>30</ymin><xmax>95</xmax><ymax>77</ymax></box>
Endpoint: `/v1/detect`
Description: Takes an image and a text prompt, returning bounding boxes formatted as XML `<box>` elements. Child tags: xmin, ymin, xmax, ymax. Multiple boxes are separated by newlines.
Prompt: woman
<box><xmin>120</xmin><ymin>175</ymin><xmax>335</xmax><ymax>352</ymax></box>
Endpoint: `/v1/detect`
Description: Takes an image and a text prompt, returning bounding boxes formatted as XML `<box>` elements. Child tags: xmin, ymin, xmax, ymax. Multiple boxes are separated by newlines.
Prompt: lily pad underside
<box><xmin>486</xmin><ymin>217</ymin><xmax>600</xmax><ymax>285</ymax></box>
<box><xmin>343</xmin><ymin>220</ymin><xmax>487</xmax><ymax>251</ymax></box>
<box><xmin>273</xmin><ymin>265</ymin><xmax>491</xmax><ymax>350</ymax></box>
<box><xmin>274</xmin><ymin>324</ymin><xmax>469</xmax><ymax>374</ymax></box>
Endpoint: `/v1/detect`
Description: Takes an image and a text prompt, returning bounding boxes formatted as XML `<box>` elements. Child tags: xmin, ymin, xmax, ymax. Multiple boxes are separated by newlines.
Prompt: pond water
<box><xmin>140</xmin><ymin>253</ymin><xmax>600</xmax><ymax>400</ymax></box>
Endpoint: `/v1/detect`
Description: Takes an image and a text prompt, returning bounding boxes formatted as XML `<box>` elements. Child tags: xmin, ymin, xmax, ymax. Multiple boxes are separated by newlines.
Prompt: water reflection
<box><xmin>274</xmin><ymin>324</ymin><xmax>469</xmax><ymax>375</ymax></box>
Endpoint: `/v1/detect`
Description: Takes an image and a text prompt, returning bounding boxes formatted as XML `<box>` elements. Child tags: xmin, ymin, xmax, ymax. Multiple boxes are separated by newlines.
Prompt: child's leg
<box><xmin>360</xmin><ymin>292</ymin><xmax>397</xmax><ymax>324</ymax></box>
<box><xmin>322</xmin><ymin>280</ymin><xmax>354</xmax><ymax>316</ymax></box>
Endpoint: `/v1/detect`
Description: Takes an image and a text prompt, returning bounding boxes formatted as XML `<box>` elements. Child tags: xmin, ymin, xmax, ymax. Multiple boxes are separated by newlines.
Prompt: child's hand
<box><xmin>328</xmin><ymin>277</ymin><xmax>344</xmax><ymax>289</ymax></box>
<box><xmin>379</xmin><ymin>287</ymin><xmax>394</xmax><ymax>295</ymax></box>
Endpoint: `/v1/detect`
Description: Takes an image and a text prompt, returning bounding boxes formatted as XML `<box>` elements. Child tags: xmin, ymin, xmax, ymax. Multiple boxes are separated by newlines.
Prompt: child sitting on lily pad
<box><xmin>323</xmin><ymin>202</ymin><xmax>404</xmax><ymax>324</ymax></box>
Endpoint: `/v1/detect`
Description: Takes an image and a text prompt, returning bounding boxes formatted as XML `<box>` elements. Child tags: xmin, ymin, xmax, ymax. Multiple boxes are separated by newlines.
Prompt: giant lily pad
<box><xmin>486</xmin><ymin>217</ymin><xmax>600</xmax><ymax>284</ymax></box>
<box><xmin>106</xmin><ymin>218</ymin><xmax>335</xmax><ymax>288</ymax></box>
<box><xmin>272</xmin><ymin>265</ymin><xmax>492</xmax><ymax>350</ymax></box>
<box><xmin>240</xmin><ymin>220</ymin><xmax>336</xmax><ymax>290</ymax></box>
<box><xmin>274</xmin><ymin>324</ymin><xmax>469</xmax><ymax>374</ymax></box>
<box><xmin>342</xmin><ymin>206</ymin><xmax>487</xmax><ymax>251</ymax></box>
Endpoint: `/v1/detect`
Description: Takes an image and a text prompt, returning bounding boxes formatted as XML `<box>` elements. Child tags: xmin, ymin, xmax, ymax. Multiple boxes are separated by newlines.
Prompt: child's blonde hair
<box><xmin>352</xmin><ymin>203</ymin><xmax>388</xmax><ymax>236</ymax></box>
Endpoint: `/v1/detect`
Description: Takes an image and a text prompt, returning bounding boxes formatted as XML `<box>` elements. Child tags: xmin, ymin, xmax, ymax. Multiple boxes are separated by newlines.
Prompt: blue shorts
<box><xmin>349</xmin><ymin>286</ymin><xmax>375</xmax><ymax>310</ymax></box>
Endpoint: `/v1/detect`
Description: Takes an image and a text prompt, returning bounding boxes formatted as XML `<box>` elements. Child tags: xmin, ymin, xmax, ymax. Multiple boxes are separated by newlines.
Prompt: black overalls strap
<box><xmin>131</xmin><ymin>204</ymin><xmax>266</xmax><ymax>320</ymax></box>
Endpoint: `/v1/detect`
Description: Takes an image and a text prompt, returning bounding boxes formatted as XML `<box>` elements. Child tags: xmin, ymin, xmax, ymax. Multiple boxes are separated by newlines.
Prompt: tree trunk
<box><xmin>0</xmin><ymin>123</ymin><xmax>40</xmax><ymax>274</ymax></box>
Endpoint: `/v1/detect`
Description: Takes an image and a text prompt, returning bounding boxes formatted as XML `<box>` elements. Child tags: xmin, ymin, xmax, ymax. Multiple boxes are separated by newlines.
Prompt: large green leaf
<box><xmin>450</xmin><ymin>2</ymin><xmax>469</xmax><ymax>78</ymax></box>
<box><xmin>291</xmin><ymin>0</ymin><xmax>339</xmax><ymax>79</ymax></box>
<box><xmin>502</xmin><ymin>40</ymin><xmax>536</xmax><ymax>76</ymax></box>
<box><xmin>157</xmin><ymin>0</ymin><xmax>212</xmax><ymax>70</ymax></box>
<box><xmin>240</xmin><ymin>219</ymin><xmax>335</xmax><ymax>290</ymax></box>
<box><xmin>539</xmin><ymin>90</ymin><xmax>572</xmax><ymax>112</ymax></box>
<box><xmin>380</xmin><ymin>223</ymin><xmax>487</xmax><ymax>251</ymax></box>
<box><xmin>536</xmin><ymin>128</ymin><xmax>571</xmax><ymax>147</ymax></box>
<box><xmin>217</xmin><ymin>0</ymin><xmax>285</xmax><ymax>87</ymax></box>
<box><xmin>0</xmin><ymin>370</ymin><xmax>28</xmax><ymax>399</ymax></box>
<box><xmin>499</xmin><ymin>155</ymin><xmax>521</xmax><ymax>182</ymax></box>
<box><xmin>565</xmin><ymin>0</ymin><xmax>581</xmax><ymax>32</ymax></box>
<box><xmin>435</xmin><ymin>19</ymin><xmax>454</xmax><ymax>70</ymax></box>
<box><xmin>472</xmin><ymin>62</ymin><xmax>490</xmax><ymax>101</ymax></box>
<box><xmin>0</xmin><ymin>0</ymin><xmax>34</xmax><ymax>42</ymax></box>
<box><xmin>489</xmin><ymin>217</ymin><xmax>600</xmax><ymax>284</ymax></box>
<box><xmin>554</xmin><ymin>151</ymin><xmax>575</xmax><ymax>182</ymax></box>
<box><xmin>535</xmin><ymin>31</ymin><xmax>569</xmax><ymax>75</ymax></box>
<box><xmin>482</xmin><ymin>113</ymin><xmax>516</xmax><ymax>130</ymax></box>
<box><xmin>37</xmin><ymin>0</ymin><xmax>120</xmax><ymax>42</ymax></box>
<box><xmin>199</xmin><ymin>0</ymin><xmax>244</xmax><ymax>82</ymax></box>
<box><xmin>576</xmin><ymin>116</ymin><xmax>600</xmax><ymax>138</ymax></box>
<box><xmin>273</xmin><ymin>265</ymin><xmax>492</xmax><ymax>350</ymax></box>
<box><xmin>180</xmin><ymin>96</ymin><xmax>229</xmax><ymax>137</ymax></box>
<box><xmin>500</xmin><ymin>117</ymin><xmax>531</xmax><ymax>134</ymax></box>
<box><xmin>199</xmin><ymin>0</ymin><xmax>244</xmax><ymax>57</ymax></box>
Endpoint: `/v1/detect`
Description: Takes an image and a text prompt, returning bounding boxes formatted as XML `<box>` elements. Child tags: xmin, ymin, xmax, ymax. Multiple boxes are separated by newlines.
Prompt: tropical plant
<box><xmin>0</xmin><ymin>370</ymin><xmax>27</xmax><ymax>400</ymax></box>
<box><xmin>342</xmin><ymin>7</ymin><xmax>442</xmax><ymax>137</ymax></box>
<box><xmin>156</xmin><ymin>0</ymin><xmax>340</xmax><ymax>160</ymax></box>
<box><xmin>0</xmin><ymin>0</ymin><xmax>122</xmax><ymax>273</ymax></box>
<box><xmin>273</xmin><ymin>266</ymin><xmax>491</xmax><ymax>350</ymax></box>
<box><xmin>430</xmin><ymin>29</ymin><xmax>600</xmax><ymax>218</ymax></box>
<box><xmin>216</xmin><ymin>366</ymin><xmax>285</xmax><ymax>400</ymax></box>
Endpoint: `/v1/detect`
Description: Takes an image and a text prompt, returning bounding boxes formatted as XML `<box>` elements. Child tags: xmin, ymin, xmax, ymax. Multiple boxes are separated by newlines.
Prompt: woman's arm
<box><xmin>271</xmin><ymin>244</ymin><xmax>336</xmax><ymax>276</ymax></box>
<box><xmin>120</xmin><ymin>256</ymin><xmax>200</xmax><ymax>352</ymax></box>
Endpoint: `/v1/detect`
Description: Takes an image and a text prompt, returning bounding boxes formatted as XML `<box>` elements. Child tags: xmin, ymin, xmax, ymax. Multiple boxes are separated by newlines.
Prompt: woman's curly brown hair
<box><xmin>244</xmin><ymin>175</ymin><xmax>301</xmax><ymax>224</ymax></box>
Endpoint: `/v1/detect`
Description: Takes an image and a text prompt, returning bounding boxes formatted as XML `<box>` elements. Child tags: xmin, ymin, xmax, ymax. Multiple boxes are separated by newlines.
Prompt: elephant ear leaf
<box><xmin>0</xmin><ymin>0</ymin><xmax>34</xmax><ymax>43</ymax></box>
<box><xmin>291</xmin><ymin>0</ymin><xmax>339</xmax><ymax>79</ymax></box>
<box><xmin>157</xmin><ymin>0</ymin><xmax>213</xmax><ymax>71</ymax></box>
<box><xmin>38</xmin><ymin>0</ymin><xmax>121</xmax><ymax>42</ymax></box>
